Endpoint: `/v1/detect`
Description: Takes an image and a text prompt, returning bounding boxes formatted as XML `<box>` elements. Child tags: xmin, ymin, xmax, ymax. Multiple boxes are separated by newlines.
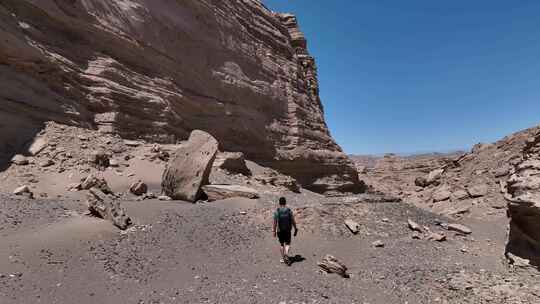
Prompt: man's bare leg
<box><xmin>284</xmin><ymin>245</ymin><xmax>290</xmax><ymax>257</ymax></box>
<box><xmin>280</xmin><ymin>245</ymin><xmax>285</xmax><ymax>262</ymax></box>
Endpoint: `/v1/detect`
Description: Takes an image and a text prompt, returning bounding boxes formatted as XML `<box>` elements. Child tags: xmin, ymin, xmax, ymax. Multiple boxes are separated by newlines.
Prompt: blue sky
<box><xmin>264</xmin><ymin>0</ymin><xmax>540</xmax><ymax>154</ymax></box>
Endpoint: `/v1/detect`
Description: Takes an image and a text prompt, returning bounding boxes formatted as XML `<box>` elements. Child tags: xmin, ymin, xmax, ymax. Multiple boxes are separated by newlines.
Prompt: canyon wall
<box><xmin>0</xmin><ymin>0</ymin><xmax>361</xmax><ymax>193</ymax></box>
<box><xmin>505</xmin><ymin>132</ymin><xmax>540</xmax><ymax>267</ymax></box>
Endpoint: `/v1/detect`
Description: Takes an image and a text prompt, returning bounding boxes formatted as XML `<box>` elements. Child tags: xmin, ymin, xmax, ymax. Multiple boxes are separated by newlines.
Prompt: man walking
<box><xmin>273</xmin><ymin>197</ymin><xmax>298</xmax><ymax>265</ymax></box>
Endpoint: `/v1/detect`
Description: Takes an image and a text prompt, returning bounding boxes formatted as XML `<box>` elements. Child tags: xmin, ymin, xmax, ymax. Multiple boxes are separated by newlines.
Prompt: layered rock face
<box><xmin>0</xmin><ymin>0</ymin><xmax>361</xmax><ymax>193</ymax></box>
<box><xmin>505</xmin><ymin>132</ymin><xmax>540</xmax><ymax>267</ymax></box>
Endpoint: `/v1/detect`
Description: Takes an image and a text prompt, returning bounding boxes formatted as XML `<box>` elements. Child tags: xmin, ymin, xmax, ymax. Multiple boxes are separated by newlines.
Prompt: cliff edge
<box><xmin>0</xmin><ymin>0</ymin><xmax>361</xmax><ymax>193</ymax></box>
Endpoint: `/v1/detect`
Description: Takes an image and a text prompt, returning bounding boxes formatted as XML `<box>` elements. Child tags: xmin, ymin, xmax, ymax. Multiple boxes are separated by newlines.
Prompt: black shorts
<box><xmin>277</xmin><ymin>230</ymin><xmax>291</xmax><ymax>245</ymax></box>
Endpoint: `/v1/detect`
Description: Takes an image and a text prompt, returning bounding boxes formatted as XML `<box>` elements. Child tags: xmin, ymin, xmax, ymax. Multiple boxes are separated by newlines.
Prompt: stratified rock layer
<box><xmin>0</xmin><ymin>0</ymin><xmax>361</xmax><ymax>193</ymax></box>
<box><xmin>505</xmin><ymin>133</ymin><xmax>540</xmax><ymax>267</ymax></box>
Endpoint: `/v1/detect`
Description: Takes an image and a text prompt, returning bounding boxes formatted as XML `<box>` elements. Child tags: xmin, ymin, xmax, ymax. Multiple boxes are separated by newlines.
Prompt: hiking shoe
<box><xmin>283</xmin><ymin>255</ymin><xmax>290</xmax><ymax>266</ymax></box>
<box><xmin>280</xmin><ymin>258</ymin><xmax>285</xmax><ymax>263</ymax></box>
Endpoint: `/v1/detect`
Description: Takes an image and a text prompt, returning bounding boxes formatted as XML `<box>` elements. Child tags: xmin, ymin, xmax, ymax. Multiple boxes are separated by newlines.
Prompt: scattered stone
<box><xmin>447</xmin><ymin>223</ymin><xmax>472</xmax><ymax>235</ymax></box>
<box><xmin>451</xmin><ymin>189</ymin><xmax>469</xmax><ymax>201</ymax></box>
<box><xmin>90</xmin><ymin>150</ymin><xmax>110</xmax><ymax>168</ymax></box>
<box><xmin>407</xmin><ymin>219</ymin><xmax>422</xmax><ymax>232</ymax></box>
<box><xmin>493</xmin><ymin>167</ymin><xmax>510</xmax><ymax>178</ymax></box>
<box><xmin>124</xmin><ymin>140</ymin><xmax>141</xmax><ymax>147</ymax></box>
<box><xmin>67</xmin><ymin>183</ymin><xmax>82</xmax><ymax>191</ymax></box>
<box><xmin>142</xmin><ymin>192</ymin><xmax>156</xmax><ymax>200</ymax></box>
<box><xmin>13</xmin><ymin>185</ymin><xmax>33</xmax><ymax>198</ymax></box>
<box><xmin>381</xmin><ymin>217</ymin><xmax>390</xmax><ymax>223</ymax></box>
<box><xmin>81</xmin><ymin>174</ymin><xmax>112</xmax><ymax>194</ymax></box>
<box><xmin>11</xmin><ymin>155</ymin><xmax>29</xmax><ymax>166</ymax></box>
<box><xmin>27</xmin><ymin>137</ymin><xmax>48</xmax><ymax>156</ymax></box>
<box><xmin>317</xmin><ymin>255</ymin><xmax>349</xmax><ymax>278</ymax></box>
<box><xmin>433</xmin><ymin>188</ymin><xmax>451</xmax><ymax>202</ymax></box>
<box><xmin>130</xmin><ymin>181</ymin><xmax>148</xmax><ymax>196</ymax></box>
<box><xmin>201</xmin><ymin>184</ymin><xmax>259</xmax><ymax>201</ymax></box>
<box><xmin>87</xmin><ymin>188</ymin><xmax>131</xmax><ymax>230</ymax></box>
<box><xmin>162</xmin><ymin>130</ymin><xmax>219</xmax><ymax>202</ymax></box>
<box><xmin>415</xmin><ymin>169</ymin><xmax>444</xmax><ymax>187</ymax></box>
<box><xmin>467</xmin><ymin>184</ymin><xmax>488</xmax><ymax>198</ymax></box>
<box><xmin>254</xmin><ymin>174</ymin><xmax>300</xmax><ymax>193</ymax></box>
<box><xmin>109</xmin><ymin>159</ymin><xmax>120</xmax><ymax>167</ymax></box>
<box><xmin>372</xmin><ymin>240</ymin><xmax>385</xmax><ymax>248</ymax></box>
<box><xmin>446</xmin><ymin>205</ymin><xmax>471</xmax><ymax>216</ymax></box>
<box><xmin>428</xmin><ymin>232</ymin><xmax>447</xmax><ymax>242</ymax></box>
<box><xmin>344</xmin><ymin>219</ymin><xmax>360</xmax><ymax>234</ymax></box>
<box><xmin>412</xmin><ymin>232</ymin><xmax>422</xmax><ymax>239</ymax></box>
<box><xmin>158</xmin><ymin>195</ymin><xmax>172</xmax><ymax>201</ymax></box>
<box><xmin>39</xmin><ymin>159</ymin><xmax>54</xmax><ymax>167</ymax></box>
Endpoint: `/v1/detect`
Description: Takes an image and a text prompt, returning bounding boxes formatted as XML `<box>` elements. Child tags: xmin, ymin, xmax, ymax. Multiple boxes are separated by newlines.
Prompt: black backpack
<box><xmin>276</xmin><ymin>207</ymin><xmax>292</xmax><ymax>232</ymax></box>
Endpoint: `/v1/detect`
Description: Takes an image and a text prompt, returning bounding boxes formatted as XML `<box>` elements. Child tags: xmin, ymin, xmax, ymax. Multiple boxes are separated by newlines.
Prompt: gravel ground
<box><xmin>0</xmin><ymin>194</ymin><xmax>539</xmax><ymax>304</ymax></box>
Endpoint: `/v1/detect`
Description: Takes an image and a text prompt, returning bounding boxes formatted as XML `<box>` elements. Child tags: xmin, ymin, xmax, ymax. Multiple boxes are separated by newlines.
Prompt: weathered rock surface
<box><xmin>344</xmin><ymin>219</ymin><xmax>360</xmax><ymax>234</ymax></box>
<box><xmin>317</xmin><ymin>255</ymin><xmax>349</xmax><ymax>278</ymax></box>
<box><xmin>213</xmin><ymin>152</ymin><xmax>251</xmax><ymax>176</ymax></box>
<box><xmin>201</xmin><ymin>184</ymin><xmax>259</xmax><ymax>202</ymax></box>
<box><xmin>162</xmin><ymin>130</ymin><xmax>218</xmax><ymax>202</ymax></box>
<box><xmin>87</xmin><ymin>188</ymin><xmax>130</xmax><ymax>230</ymax></box>
<box><xmin>11</xmin><ymin>155</ymin><xmax>28</xmax><ymax>166</ymax></box>
<box><xmin>0</xmin><ymin>0</ymin><xmax>361</xmax><ymax>193</ymax></box>
<box><xmin>505</xmin><ymin>132</ymin><xmax>540</xmax><ymax>267</ymax></box>
<box><xmin>130</xmin><ymin>181</ymin><xmax>148</xmax><ymax>196</ymax></box>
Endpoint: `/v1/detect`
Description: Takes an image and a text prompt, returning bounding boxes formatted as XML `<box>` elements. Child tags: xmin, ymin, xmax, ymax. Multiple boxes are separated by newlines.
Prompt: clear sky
<box><xmin>264</xmin><ymin>0</ymin><xmax>540</xmax><ymax>155</ymax></box>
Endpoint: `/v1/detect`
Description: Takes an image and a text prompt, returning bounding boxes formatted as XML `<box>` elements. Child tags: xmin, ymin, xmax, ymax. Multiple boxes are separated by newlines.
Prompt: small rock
<box><xmin>372</xmin><ymin>240</ymin><xmax>385</xmax><ymax>248</ymax></box>
<box><xmin>451</xmin><ymin>190</ymin><xmax>469</xmax><ymax>201</ymax></box>
<box><xmin>428</xmin><ymin>232</ymin><xmax>447</xmax><ymax>242</ymax></box>
<box><xmin>13</xmin><ymin>185</ymin><xmax>31</xmax><ymax>195</ymax></box>
<box><xmin>407</xmin><ymin>219</ymin><xmax>422</xmax><ymax>232</ymax></box>
<box><xmin>11</xmin><ymin>155</ymin><xmax>29</xmax><ymax>166</ymax></box>
<box><xmin>90</xmin><ymin>150</ymin><xmax>110</xmax><ymax>168</ymax></box>
<box><xmin>381</xmin><ymin>217</ymin><xmax>390</xmax><ymax>223</ymax></box>
<box><xmin>39</xmin><ymin>159</ymin><xmax>55</xmax><ymax>167</ymax></box>
<box><xmin>129</xmin><ymin>181</ymin><xmax>148</xmax><ymax>196</ymax></box>
<box><xmin>27</xmin><ymin>137</ymin><xmax>48</xmax><ymax>156</ymax></box>
<box><xmin>344</xmin><ymin>219</ymin><xmax>360</xmax><ymax>234</ymax></box>
<box><xmin>412</xmin><ymin>232</ymin><xmax>422</xmax><ymax>239</ymax></box>
<box><xmin>67</xmin><ymin>183</ymin><xmax>82</xmax><ymax>191</ymax></box>
<box><xmin>467</xmin><ymin>184</ymin><xmax>488</xmax><ymax>198</ymax></box>
<box><xmin>447</xmin><ymin>223</ymin><xmax>472</xmax><ymax>235</ymax></box>
<box><xmin>433</xmin><ymin>188</ymin><xmax>451</xmax><ymax>202</ymax></box>
<box><xmin>81</xmin><ymin>174</ymin><xmax>112</xmax><ymax>194</ymax></box>
<box><xmin>109</xmin><ymin>159</ymin><xmax>120</xmax><ymax>167</ymax></box>
<box><xmin>317</xmin><ymin>255</ymin><xmax>349</xmax><ymax>278</ymax></box>
<box><xmin>158</xmin><ymin>195</ymin><xmax>172</xmax><ymax>201</ymax></box>
<box><xmin>124</xmin><ymin>140</ymin><xmax>141</xmax><ymax>147</ymax></box>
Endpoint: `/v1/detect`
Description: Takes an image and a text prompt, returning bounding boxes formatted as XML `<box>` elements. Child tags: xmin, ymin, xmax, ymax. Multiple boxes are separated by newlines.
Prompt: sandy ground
<box><xmin>1</xmin><ymin>193</ymin><xmax>538</xmax><ymax>304</ymax></box>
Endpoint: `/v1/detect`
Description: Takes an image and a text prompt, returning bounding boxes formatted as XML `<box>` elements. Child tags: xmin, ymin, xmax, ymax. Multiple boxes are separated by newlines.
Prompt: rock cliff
<box><xmin>0</xmin><ymin>0</ymin><xmax>361</xmax><ymax>193</ymax></box>
<box><xmin>505</xmin><ymin>131</ymin><xmax>540</xmax><ymax>268</ymax></box>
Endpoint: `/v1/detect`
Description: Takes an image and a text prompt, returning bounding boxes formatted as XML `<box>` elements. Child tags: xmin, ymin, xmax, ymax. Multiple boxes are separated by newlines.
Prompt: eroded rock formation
<box><xmin>0</xmin><ymin>0</ymin><xmax>361</xmax><ymax>193</ymax></box>
<box><xmin>505</xmin><ymin>132</ymin><xmax>540</xmax><ymax>268</ymax></box>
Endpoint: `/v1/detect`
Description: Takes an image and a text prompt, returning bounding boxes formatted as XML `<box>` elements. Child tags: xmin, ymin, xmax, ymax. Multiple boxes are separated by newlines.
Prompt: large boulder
<box><xmin>505</xmin><ymin>134</ymin><xmax>540</xmax><ymax>268</ymax></box>
<box><xmin>162</xmin><ymin>130</ymin><xmax>218</xmax><ymax>202</ymax></box>
<box><xmin>201</xmin><ymin>184</ymin><xmax>259</xmax><ymax>202</ymax></box>
<box><xmin>87</xmin><ymin>188</ymin><xmax>131</xmax><ymax>230</ymax></box>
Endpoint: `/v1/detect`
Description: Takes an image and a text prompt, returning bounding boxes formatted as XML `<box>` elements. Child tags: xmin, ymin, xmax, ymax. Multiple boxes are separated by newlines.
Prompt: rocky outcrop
<box><xmin>0</xmin><ymin>0</ymin><xmax>361</xmax><ymax>193</ymax></box>
<box><xmin>213</xmin><ymin>152</ymin><xmax>251</xmax><ymax>176</ymax></box>
<box><xmin>505</xmin><ymin>133</ymin><xmax>540</xmax><ymax>268</ymax></box>
<box><xmin>162</xmin><ymin>130</ymin><xmax>218</xmax><ymax>202</ymax></box>
<box><xmin>201</xmin><ymin>184</ymin><xmax>259</xmax><ymax>202</ymax></box>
